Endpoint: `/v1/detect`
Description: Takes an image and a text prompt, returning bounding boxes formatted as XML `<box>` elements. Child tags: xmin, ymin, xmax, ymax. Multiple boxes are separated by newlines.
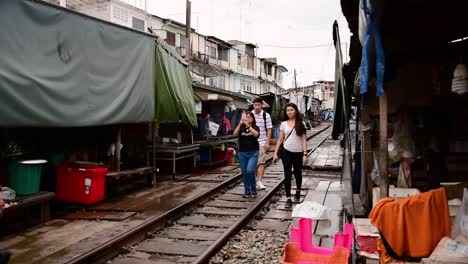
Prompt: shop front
<box><xmin>338</xmin><ymin>0</ymin><xmax>468</xmax><ymax>262</ymax></box>
<box><xmin>193</xmin><ymin>83</ymin><xmax>250</xmax><ymax>166</ymax></box>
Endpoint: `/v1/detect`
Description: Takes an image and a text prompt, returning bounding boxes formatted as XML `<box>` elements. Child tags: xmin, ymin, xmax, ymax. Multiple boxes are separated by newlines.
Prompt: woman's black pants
<box><xmin>281</xmin><ymin>149</ymin><xmax>303</xmax><ymax>197</ymax></box>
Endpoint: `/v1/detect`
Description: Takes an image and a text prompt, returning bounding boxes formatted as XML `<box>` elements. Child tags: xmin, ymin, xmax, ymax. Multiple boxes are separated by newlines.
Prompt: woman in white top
<box><xmin>273</xmin><ymin>102</ymin><xmax>308</xmax><ymax>209</ymax></box>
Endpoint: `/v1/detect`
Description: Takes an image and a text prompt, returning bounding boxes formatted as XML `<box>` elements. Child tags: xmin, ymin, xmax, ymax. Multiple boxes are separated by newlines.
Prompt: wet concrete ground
<box><xmin>0</xmin><ymin>167</ymin><xmax>241</xmax><ymax>264</ymax></box>
<box><xmin>0</xmin><ymin>124</ymin><xmax>333</xmax><ymax>264</ymax></box>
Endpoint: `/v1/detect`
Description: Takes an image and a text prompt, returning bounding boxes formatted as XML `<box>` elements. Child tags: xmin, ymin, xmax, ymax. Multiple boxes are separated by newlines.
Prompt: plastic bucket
<box><xmin>227</xmin><ymin>148</ymin><xmax>235</xmax><ymax>164</ymax></box>
<box><xmin>9</xmin><ymin>160</ymin><xmax>47</xmax><ymax>195</ymax></box>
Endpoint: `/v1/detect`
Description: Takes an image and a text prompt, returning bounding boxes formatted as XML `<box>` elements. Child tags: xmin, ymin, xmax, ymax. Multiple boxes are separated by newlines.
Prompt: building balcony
<box><xmin>194</xmin><ymin>53</ymin><xmax>230</xmax><ymax>71</ymax></box>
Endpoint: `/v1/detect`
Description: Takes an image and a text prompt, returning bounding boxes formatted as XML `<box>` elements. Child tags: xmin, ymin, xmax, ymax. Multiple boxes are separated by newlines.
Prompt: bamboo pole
<box><xmin>361</xmin><ymin>108</ymin><xmax>374</xmax><ymax>210</ymax></box>
<box><xmin>379</xmin><ymin>95</ymin><xmax>389</xmax><ymax>198</ymax></box>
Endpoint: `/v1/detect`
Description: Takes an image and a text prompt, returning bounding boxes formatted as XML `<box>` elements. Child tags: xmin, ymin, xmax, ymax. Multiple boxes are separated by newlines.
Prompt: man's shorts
<box><xmin>258</xmin><ymin>144</ymin><xmax>268</xmax><ymax>164</ymax></box>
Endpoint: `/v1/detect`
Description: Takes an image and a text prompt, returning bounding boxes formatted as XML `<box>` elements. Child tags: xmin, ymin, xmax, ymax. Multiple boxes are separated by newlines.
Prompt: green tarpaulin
<box><xmin>0</xmin><ymin>0</ymin><xmax>197</xmax><ymax>128</ymax></box>
<box><xmin>154</xmin><ymin>39</ymin><xmax>197</xmax><ymax>127</ymax></box>
<box><xmin>0</xmin><ymin>0</ymin><xmax>155</xmax><ymax>127</ymax></box>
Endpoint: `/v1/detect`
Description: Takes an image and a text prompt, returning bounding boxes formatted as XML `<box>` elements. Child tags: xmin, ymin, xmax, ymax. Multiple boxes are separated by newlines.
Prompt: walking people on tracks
<box><xmin>273</xmin><ymin>103</ymin><xmax>308</xmax><ymax>208</ymax></box>
<box><xmin>252</xmin><ymin>97</ymin><xmax>272</xmax><ymax>191</ymax></box>
<box><xmin>233</xmin><ymin>111</ymin><xmax>260</xmax><ymax>198</ymax></box>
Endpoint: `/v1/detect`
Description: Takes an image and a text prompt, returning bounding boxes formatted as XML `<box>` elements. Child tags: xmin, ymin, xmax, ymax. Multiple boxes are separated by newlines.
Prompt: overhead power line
<box><xmin>256</xmin><ymin>43</ymin><xmax>347</xmax><ymax>49</ymax></box>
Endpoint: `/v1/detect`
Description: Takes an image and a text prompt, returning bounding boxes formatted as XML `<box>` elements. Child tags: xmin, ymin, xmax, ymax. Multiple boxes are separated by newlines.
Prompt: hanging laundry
<box><xmin>360</xmin><ymin>0</ymin><xmax>385</xmax><ymax>98</ymax></box>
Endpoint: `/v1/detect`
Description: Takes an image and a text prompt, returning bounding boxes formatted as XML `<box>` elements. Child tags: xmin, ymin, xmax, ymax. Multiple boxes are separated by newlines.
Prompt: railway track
<box><xmin>68</xmin><ymin>126</ymin><xmax>331</xmax><ymax>264</ymax></box>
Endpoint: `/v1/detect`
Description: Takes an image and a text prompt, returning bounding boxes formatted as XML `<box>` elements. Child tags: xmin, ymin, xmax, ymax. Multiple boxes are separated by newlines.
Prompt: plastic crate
<box><xmin>56</xmin><ymin>164</ymin><xmax>107</xmax><ymax>205</ymax></box>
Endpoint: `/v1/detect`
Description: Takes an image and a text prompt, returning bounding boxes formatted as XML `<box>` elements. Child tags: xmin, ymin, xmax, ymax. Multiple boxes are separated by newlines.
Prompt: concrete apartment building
<box><xmin>45</xmin><ymin>0</ymin><xmax>288</xmax><ymax>96</ymax></box>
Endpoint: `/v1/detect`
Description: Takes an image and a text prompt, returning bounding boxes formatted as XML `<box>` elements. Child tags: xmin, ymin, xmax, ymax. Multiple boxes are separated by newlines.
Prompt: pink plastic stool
<box><xmin>289</xmin><ymin>218</ymin><xmax>354</xmax><ymax>255</ymax></box>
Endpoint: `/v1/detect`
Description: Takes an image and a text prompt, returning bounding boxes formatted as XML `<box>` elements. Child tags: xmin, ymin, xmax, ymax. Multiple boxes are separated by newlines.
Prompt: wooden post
<box><xmin>361</xmin><ymin>108</ymin><xmax>374</xmax><ymax>210</ymax></box>
<box><xmin>294</xmin><ymin>68</ymin><xmax>298</xmax><ymax>93</ymax></box>
<box><xmin>379</xmin><ymin>95</ymin><xmax>389</xmax><ymax>198</ymax></box>
<box><xmin>153</xmin><ymin>123</ymin><xmax>158</xmax><ymax>186</ymax></box>
<box><xmin>206</xmin><ymin>115</ymin><xmax>211</xmax><ymax>141</ymax></box>
<box><xmin>116</xmin><ymin>126</ymin><xmax>122</xmax><ymax>172</ymax></box>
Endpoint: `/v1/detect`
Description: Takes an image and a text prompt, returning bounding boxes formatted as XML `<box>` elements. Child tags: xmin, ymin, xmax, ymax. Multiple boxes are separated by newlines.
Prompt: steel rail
<box><xmin>67</xmin><ymin>172</ymin><xmax>243</xmax><ymax>264</ymax></box>
<box><xmin>66</xmin><ymin>125</ymin><xmax>330</xmax><ymax>264</ymax></box>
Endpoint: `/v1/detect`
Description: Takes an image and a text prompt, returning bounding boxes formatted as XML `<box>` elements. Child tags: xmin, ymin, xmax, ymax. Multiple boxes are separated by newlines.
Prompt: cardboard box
<box><xmin>440</xmin><ymin>182</ymin><xmax>465</xmax><ymax>200</ymax></box>
<box><xmin>421</xmin><ymin>236</ymin><xmax>468</xmax><ymax>264</ymax></box>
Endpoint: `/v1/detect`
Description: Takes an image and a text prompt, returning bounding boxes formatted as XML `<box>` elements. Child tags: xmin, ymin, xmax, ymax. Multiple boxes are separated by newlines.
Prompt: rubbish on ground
<box><xmin>291</xmin><ymin>201</ymin><xmax>331</xmax><ymax>220</ymax></box>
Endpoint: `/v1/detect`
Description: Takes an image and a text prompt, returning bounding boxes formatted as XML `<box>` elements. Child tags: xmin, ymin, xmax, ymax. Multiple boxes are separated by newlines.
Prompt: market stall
<box><xmin>0</xmin><ymin>0</ymin><xmax>196</xmax><ymax>235</ymax></box>
<box><xmin>337</xmin><ymin>0</ymin><xmax>468</xmax><ymax>262</ymax></box>
<box><xmin>193</xmin><ymin>83</ymin><xmax>249</xmax><ymax>166</ymax></box>
<box><xmin>146</xmin><ymin>143</ymin><xmax>200</xmax><ymax>178</ymax></box>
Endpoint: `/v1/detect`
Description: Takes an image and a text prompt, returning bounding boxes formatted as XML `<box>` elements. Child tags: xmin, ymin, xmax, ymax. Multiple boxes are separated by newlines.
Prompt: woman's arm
<box><xmin>274</xmin><ymin>130</ymin><xmax>285</xmax><ymax>155</ymax></box>
<box><xmin>248</xmin><ymin>125</ymin><xmax>260</xmax><ymax>138</ymax></box>
<box><xmin>233</xmin><ymin>122</ymin><xmax>243</xmax><ymax>137</ymax></box>
<box><xmin>302</xmin><ymin>133</ymin><xmax>307</xmax><ymax>154</ymax></box>
<box><xmin>273</xmin><ymin>129</ymin><xmax>285</xmax><ymax>162</ymax></box>
<box><xmin>302</xmin><ymin>133</ymin><xmax>308</xmax><ymax>164</ymax></box>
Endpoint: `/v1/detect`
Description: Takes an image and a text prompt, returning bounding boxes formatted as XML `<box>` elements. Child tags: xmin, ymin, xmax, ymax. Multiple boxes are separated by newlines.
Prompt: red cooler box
<box><xmin>56</xmin><ymin>164</ymin><xmax>107</xmax><ymax>205</ymax></box>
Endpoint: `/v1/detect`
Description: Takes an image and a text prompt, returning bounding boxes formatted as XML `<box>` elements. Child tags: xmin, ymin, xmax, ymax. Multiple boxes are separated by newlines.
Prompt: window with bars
<box><xmin>210</xmin><ymin>47</ymin><xmax>217</xmax><ymax>58</ymax></box>
<box><xmin>218</xmin><ymin>76</ymin><xmax>225</xmax><ymax>89</ymax></box>
<box><xmin>132</xmin><ymin>17</ymin><xmax>144</xmax><ymax>31</ymax></box>
<box><xmin>165</xmin><ymin>31</ymin><xmax>176</xmax><ymax>46</ymax></box>
<box><xmin>113</xmin><ymin>6</ymin><xmax>128</xmax><ymax>22</ymax></box>
<box><xmin>217</xmin><ymin>47</ymin><xmax>229</xmax><ymax>61</ymax></box>
<box><xmin>179</xmin><ymin>35</ymin><xmax>187</xmax><ymax>48</ymax></box>
<box><xmin>247</xmin><ymin>55</ymin><xmax>254</xmax><ymax>70</ymax></box>
<box><xmin>241</xmin><ymin>80</ymin><xmax>253</xmax><ymax>93</ymax></box>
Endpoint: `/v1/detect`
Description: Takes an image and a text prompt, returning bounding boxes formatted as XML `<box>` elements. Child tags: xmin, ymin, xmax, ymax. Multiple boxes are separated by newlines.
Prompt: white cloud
<box><xmin>147</xmin><ymin>0</ymin><xmax>351</xmax><ymax>87</ymax></box>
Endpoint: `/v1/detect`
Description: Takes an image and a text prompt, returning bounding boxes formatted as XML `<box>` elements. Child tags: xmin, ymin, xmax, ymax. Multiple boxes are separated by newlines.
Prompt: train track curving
<box><xmin>67</xmin><ymin>126</ymin><xmax>331</xmax><ymax>264</ymax></box>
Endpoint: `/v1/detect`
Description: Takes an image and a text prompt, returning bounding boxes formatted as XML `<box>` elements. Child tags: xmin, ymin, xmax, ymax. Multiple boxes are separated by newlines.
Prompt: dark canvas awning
<box><xmin>190</xmin><ymin>60</ymin><xmax>221</xmax><ymax>78</ymax></box>
<box><xmin>0</xmin><ymin>0</ymin><xmax>155</xmax><ymax>127</ymax></box>
<box><xmin>0</xmin><ymin>0</ymin><xmax>197</xmax><ymax>128</ymax></box>
<box><xmin>193</xmin><ymin>90</ymin><xmax>233</xmax><ymax>102</ymax></box>
<box><xmin>229</xmin><ymin>99</ymin><xmax>249</xmax><ymax>110</ymax></box>
<box><xmin>154</xmin><ymin>38</ymin><xmax>197</xmax><ymax>127</ymax></box>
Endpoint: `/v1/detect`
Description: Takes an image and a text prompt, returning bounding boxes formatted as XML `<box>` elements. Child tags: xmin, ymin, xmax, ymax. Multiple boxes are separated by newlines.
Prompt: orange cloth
<box><xmin>377</xmin><ymin>238</ymin><xmax>403</xmax><ymax>264</ymax></box>
<box><xmin>369</xmin><ymin>188</ymin><xmax>451</xmax><ymax>259</ymax></box>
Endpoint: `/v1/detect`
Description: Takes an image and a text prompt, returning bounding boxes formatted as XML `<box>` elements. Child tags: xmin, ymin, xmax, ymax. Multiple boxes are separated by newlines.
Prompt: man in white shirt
<box><xmin>252</xmin><ymin>97</ymin><xmax>272</xmax><ymax>190</ymax></box>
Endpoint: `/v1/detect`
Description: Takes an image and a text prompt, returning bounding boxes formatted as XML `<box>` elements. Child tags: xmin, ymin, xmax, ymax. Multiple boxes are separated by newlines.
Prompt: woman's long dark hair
<box><xmin>242</xmin><ymin>111</ymin><xmax>256</xmax><ymax>128</ymax></box>
<box><xmin>283</xmin><ymin>103</ymin><xmax>306</xmax><ymax>136</ymax></box>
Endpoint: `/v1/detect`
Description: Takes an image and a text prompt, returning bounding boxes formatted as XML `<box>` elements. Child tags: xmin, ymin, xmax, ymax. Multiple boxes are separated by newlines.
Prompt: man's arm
<box><xmin>264</xmin><ymin>114</ymin><xmax>273</xmax><ymax>150</ymax></box>
<box><xmin>266</xmin><ymin>128</ymin><xmax>272</xmax><ymax>145</ymax></box>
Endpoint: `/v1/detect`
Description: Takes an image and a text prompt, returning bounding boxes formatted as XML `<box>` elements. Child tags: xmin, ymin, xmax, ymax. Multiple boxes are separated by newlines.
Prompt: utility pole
<box><xmin>294</xmin><ymin>68</ymin><xmax>298</xmax><ymax>93</ymax></box>
<box><xmin>185</xmin><ymin>0</ymin><xmax>192</xmax><ymax>62</ymax></box>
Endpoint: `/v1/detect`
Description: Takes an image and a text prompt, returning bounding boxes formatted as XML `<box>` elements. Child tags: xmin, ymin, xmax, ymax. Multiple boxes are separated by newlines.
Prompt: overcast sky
<box><xmin>147</xmin><ymin>0</ymin><xmax>351</xmax><ymax>88</ymax></box>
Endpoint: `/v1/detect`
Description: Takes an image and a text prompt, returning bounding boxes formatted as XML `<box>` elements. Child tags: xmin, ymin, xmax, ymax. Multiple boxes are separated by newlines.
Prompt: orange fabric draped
<box><xmin>370</xmin><ymin>188</ymin><xmax>451</xmax><ymax>259</ymax></box>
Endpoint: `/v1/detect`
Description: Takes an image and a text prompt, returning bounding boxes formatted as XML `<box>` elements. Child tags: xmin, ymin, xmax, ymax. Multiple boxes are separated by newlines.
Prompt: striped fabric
<box><xmin>253</xmin><ymin>110</ymin><xmax>273</xmax><ymax>145</ymax></box>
